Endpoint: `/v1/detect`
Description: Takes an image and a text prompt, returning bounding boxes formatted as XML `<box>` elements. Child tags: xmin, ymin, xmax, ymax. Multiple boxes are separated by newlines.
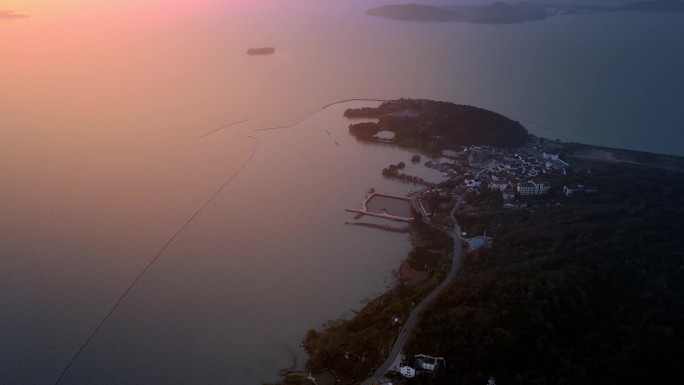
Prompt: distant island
<box><xmin>0</xmin><ymin>10</ymin><xmax>29</xmax><ymax>20</ymax></box>
<box><xmin>345</xmin><ymin>98</ymin><xmax>531</xmax><ymax>153</ymax></box>
<box><xmin>247</xmin><ymin>47</ymin><xmax>276</xmax><ymax>55</ymax></box>
<box><xmin>366</xmin><ymin>1</ymin><xmax>684</xmax><ymax>24</ymax></box>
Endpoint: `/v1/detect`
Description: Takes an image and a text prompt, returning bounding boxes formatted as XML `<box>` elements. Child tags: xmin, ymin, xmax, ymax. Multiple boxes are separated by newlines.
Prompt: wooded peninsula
<box><xmin>346</xmin><ymin>99</ymin><xmax>530</xmax><ymax>153</ymax></box>
<box><xmin>265</xmin><ymin>99</ymin><xmax>684</xmax><ymax>385</ymax></box>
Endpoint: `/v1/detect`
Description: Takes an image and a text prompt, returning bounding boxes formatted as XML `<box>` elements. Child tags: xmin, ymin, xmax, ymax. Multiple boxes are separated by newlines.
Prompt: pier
<box><xmin>346</xmin><ymin>192</ymin><xmax>414</xmax><ymax>222</ymax></box>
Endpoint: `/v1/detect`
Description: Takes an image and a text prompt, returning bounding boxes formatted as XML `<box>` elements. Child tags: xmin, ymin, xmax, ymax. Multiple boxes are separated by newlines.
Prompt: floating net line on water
<box><xmin>53</xmin><ymin>133</ymin><xmax>260</xmax><ymax>385</ymax></box>
<box><xmin>253</xmin><ymin>98</ymin><xmax>388</xmax><ymax>132</ymax></box>
<box><xmin>202</xmin><ymin>119</ymin><xmax>250</xmax><ymax>138</ymax></box>
<box><xmin>503</xmin><ymin>114</ymin><xmax>576</xmax><ymax>143</ymax></box>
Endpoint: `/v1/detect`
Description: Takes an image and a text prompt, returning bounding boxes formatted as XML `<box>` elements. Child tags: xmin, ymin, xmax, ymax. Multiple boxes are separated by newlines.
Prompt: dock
<box><xmin>346</xmin><ymin>192</ymin><xmax>414</xmax><ymax>222</ymax></box>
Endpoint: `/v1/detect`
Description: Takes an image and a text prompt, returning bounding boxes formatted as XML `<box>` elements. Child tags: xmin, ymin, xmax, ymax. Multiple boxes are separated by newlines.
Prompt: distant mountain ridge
<box><xmin>366</xmin><ymin>1</ymin><xmax>684</xmax><ymax>24</ymax></box>
<box><xmin>366</xmin><ymin>4</ymin><xmax>461</xmax><ymax>21</ymax></box>
<box><xmin>617</xmin><ymin>0</ymin><xmax>684</xmax><ymax>11</ymax></box>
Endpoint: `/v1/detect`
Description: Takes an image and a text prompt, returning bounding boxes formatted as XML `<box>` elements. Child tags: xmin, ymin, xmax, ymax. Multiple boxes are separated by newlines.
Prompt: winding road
<box><xmin>361</xmin><ymin>196</ymin><xmax>463</xmax><ymax>385</ymax></box>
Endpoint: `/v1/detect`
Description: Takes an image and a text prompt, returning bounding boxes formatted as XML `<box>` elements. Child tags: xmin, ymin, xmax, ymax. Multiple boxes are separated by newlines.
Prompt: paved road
<box><xmin>361</xmin><ymin>197</ymin><xmax>463</xmax><ymax>385</ymax></box>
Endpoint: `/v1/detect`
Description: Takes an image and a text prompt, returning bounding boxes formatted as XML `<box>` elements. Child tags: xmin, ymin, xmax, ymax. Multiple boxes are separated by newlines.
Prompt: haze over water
<box><xmin>2</xmin><ymin>1</ymin><xmax>683</xmax><ymax>384</ymax></box>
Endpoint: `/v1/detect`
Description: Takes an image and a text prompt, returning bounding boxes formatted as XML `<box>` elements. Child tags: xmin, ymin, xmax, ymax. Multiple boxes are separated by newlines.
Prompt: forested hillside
<box><xmin>406</xmin><ymin>162</ymin><xmax>684</xmax><ymax>385</ymax></box>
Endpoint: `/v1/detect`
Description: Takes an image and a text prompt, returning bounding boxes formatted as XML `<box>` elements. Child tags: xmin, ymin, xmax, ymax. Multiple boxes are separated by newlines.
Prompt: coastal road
<box><xmin>361</xmin><ymin>197</ymin><xmax>463</xmax><ymax>385</ymax></box>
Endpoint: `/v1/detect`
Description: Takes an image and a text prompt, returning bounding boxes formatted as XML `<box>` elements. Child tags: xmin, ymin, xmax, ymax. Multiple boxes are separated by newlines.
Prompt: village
<box><xmin>428</xmin><ymin>136</ymin><xmax>596</xmax><ymax>204</ymax></box>
<box><xmin>410</xmin><ymin>136</ymin><xmax>598</xmax><ymax>240</ymax></box>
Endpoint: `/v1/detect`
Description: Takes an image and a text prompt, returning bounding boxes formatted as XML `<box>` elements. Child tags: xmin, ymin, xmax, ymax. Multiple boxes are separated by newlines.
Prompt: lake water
<box><xmin>1</xmin><ymin>1</ymin><xmax>683</xmax><ymax>384</ymax></box>
<box><xmin>367</xmin><ymin>196</ymin><xmax>412</xmax><ymax>218</ymax></box>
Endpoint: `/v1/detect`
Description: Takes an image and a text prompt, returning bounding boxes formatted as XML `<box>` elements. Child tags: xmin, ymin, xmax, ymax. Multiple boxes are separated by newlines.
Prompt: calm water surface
<box><xmin>367</xmin><ymin>196</ymin><xmax>412</xmax><ymax>218</ymax></box>
<box><xmin>1</xmin><ymin>1</ymin><xmax>683</xmax><ymax>384</ymax></box>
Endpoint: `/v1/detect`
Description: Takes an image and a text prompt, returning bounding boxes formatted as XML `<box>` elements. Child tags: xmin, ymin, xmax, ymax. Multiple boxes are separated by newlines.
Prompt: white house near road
<box><xmin>400</xmin><ymin>366</ymin><xmax>416</xmax><ymax>378</ymax></box>
<box><xmin>415</xmin><ymin>354</ymin><xmax>445</xmax><ymax>372</ymax></box>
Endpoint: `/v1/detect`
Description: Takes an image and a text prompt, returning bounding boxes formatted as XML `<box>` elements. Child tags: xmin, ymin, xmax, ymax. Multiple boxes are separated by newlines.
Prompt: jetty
<box><xmin>345</xmin><ymin>192</ymin><xmax>413</xmax><ymax>223</ymax></box>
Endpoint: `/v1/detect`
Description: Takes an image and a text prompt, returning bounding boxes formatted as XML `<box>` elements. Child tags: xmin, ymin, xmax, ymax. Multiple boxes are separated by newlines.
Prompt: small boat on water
<box><xmin>247</xmin><ymin>47</ymin><xmax>275</xmax><ymax>55</ymax></box>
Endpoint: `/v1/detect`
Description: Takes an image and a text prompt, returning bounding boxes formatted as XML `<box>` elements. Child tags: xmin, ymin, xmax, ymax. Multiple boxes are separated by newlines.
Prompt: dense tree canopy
<box><xmin>406</xmin><ymin>162</ymin><xmax>684</xmax><ymax>385</ymax></box>
<box><xmin>346</xmin><ymin>99</ymin><xmax>530</xmax><ymax>152</ymax></box>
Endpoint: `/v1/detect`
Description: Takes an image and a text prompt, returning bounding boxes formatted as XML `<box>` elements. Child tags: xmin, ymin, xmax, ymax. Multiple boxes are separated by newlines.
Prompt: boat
<box><xmin>247</xmin><ymin>47</ymin><xmax>275</xmax><ymax>55</ymax></box>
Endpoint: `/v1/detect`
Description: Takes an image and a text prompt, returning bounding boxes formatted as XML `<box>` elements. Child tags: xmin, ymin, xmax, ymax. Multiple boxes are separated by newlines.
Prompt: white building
<box><xmin>415</xmin><ymin>354</ymin><xmax>446</xmax><ymax>372</ymax></box>
<box><xmin>517</xmin><ymin>182</ymin><xmax>536</xmax><ymax>196</ymax></box>
<box><xmin>517</xmin><ymin>181</ymin><xmax>550</xmax><ymax>196</ymax></box>
<box><xmin>535</xmin><ymin>182</ymin><xmax>551</xmax><ymax>195</ymax></box>
<box><xmin>465</xmin><ymin>179</ymin><xmax>481</xmax><ymax>189</ymax></box>
<box><xmin>400</xmin><ymin>366</ymin><xmax>416</xmax><ymax>378</ymax></box>
<box><xmin>488</xmin><ymin>181</ymin><xmax>510</xmax><ymax>192</ymax></box>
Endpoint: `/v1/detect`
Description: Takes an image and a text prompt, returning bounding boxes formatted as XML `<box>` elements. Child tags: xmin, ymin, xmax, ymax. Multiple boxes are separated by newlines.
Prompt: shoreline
<box><xmin>362</xmin><ymin>199</ymin><xmax>463</xmax><ymax>385</ymax></box>
<box><xmin>262</xmin><ymin>98</ymin><xmax>684</xmax><ymax>385</ymax></box>
<box><xmin>269</xmin><ymin>208</ymin><xmax>456</xmax><ymax>385</ymax></box>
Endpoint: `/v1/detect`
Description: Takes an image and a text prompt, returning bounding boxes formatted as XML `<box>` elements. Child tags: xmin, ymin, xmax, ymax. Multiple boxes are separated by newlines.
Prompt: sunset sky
<box><xmin>2</xmin><ymin>0</ymin><xmax>300</xmax><ymax>17</ymax></box>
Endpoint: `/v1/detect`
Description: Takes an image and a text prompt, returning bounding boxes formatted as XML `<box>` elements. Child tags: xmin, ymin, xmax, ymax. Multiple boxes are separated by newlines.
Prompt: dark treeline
<box><xmin>346</xmin><ymin>99</ymin><xmax>530</xmax><ymax>153</ymax></box>
<box><xmin>381</xmin><ymin>162</ymin><xmax>433</xmax><ymax>186</ymax></box>
<box><xmin>405</xmin><ymin>162</ymin><xmax>684</xmax><ymax>385</ymax></box>
<box><xmin>382</xmin><ymin>161</ymin><xmax>406</xmax><ymax>175</ymax></box>
<box><xmin>348</xmin><ymin>121</ymin><xmax>382</xmax><ymax>140</ymax></box>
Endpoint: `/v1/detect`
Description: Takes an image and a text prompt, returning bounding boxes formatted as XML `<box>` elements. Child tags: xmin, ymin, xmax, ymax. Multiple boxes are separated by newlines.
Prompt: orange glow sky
<box><xmin>2</xmin><ymin>1</ymin><xmax>225</xmax><ymax>28</ymax></box>
<box><xmin>2</xmin><ymin>0</ymin><xmax>287</xmax><ymax>17</ymax></box>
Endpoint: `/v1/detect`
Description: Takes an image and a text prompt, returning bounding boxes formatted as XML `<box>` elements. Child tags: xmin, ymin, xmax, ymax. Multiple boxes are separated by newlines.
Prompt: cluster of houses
<box><xmin>424</xmin><ymin>141</ymin><xmax>599</xmax><ymax>211</ymax></box>
<box><xmin>465</xmin><ymin>145</ymin><xmax>570</xmax><ymax>178</ymax></box>
<box><xmin>444</xmin><ymin>146</ymin><xmax>570</xmax><ymax>207</ymax></box>
<box><xmin>460</xmin><ymin>146</ymin><xmax>598</xmax><ymax>206</ymax></box>
<box><xmin>495</xmin><ymin>152</ymin><xmax>569</xmax><ymax>178</ymax></box>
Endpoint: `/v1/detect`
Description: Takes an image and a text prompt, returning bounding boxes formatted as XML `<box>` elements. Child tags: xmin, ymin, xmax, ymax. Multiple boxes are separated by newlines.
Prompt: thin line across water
<box><xmin>201</xmin><ymin>119</ymin><xmax>250</xmax><ymax>138</ymax></box>
<box><xmin>253</xmin><ymin>98</ymin><xmax>388</xmax><ymax>132</ymax></box>
<box><xmin>53</xmin><ymin>135</ymin><xmax>261</xmax><ymax>385</ymax></box>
